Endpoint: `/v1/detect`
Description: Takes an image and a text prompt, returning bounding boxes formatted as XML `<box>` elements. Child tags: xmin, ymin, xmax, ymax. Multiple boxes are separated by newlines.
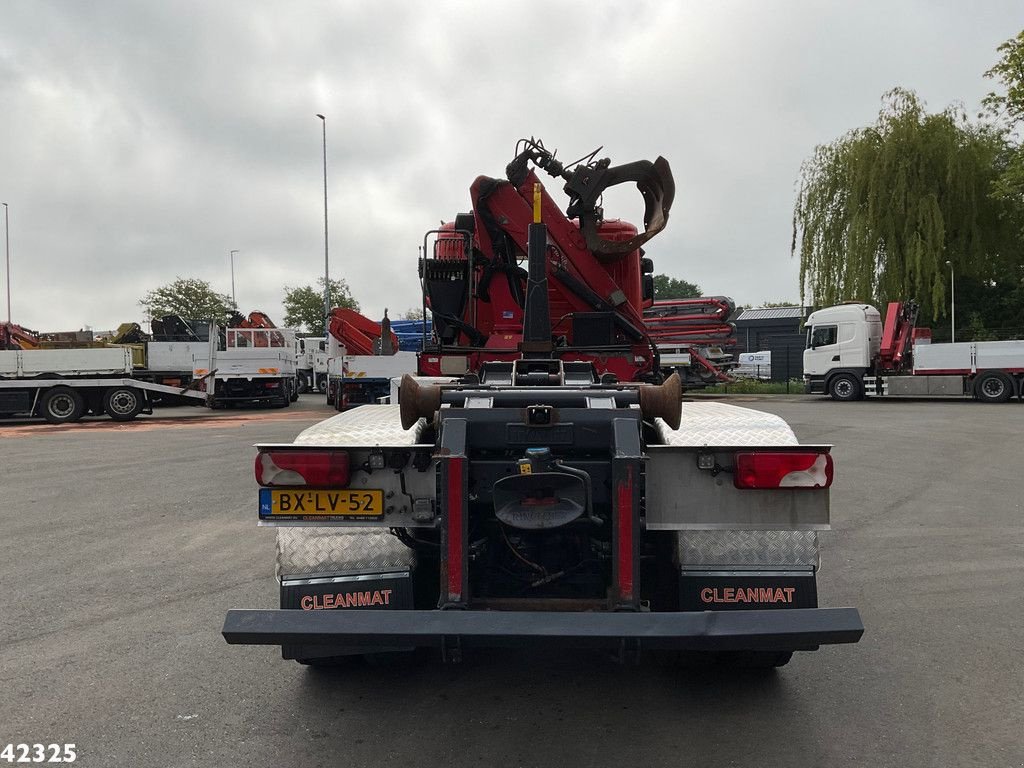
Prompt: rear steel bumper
<box><xmin>222</xmin><ymin>607</ymin><xmax>863</xmax><ymax>651</ymax></box>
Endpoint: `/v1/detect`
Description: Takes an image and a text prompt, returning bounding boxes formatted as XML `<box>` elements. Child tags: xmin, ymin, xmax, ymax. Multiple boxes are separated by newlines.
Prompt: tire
<box><xmin>40</xmin><ymin>386</ymin><xmax>85</xmax><ymax>424</ymax></box>
<box><xmin>828</xmin><ymin>373</ymin><xmax>862</xmax><ymax>401</ymax></box>
<box><xmin>974</xmin><ymin>371</ymin><xmax>1013</xmax><ymax>403</ymax></box>
<box><xmin>103</xmin><ymin>386</ymin><xmax>144</xmax><ymax>421</ymax></box>
<box><xmin>316</xmin><ymin>373</ymin><xmax>328</xmax><ymax>393</ymax></box>
<box><xmin>296</xmin><ymin>374</ymin><xmax>309</xmax><ymax>395</ymax></box>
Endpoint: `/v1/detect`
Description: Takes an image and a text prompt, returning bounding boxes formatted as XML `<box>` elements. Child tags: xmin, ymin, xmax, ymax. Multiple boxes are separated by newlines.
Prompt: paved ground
<box><xmin>1</xmin><ymin>394</ymin><xmax>1021</xmax><ymax>767</ymax></box>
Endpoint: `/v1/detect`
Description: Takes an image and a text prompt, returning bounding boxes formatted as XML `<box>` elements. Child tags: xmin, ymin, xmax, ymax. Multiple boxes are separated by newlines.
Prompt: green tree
<box><xmin>139</xmin><ymin>278</ymin><xmax>237</xmax><ymax>324</ymax></box>
<box><xmin>792</xmin><ymin>88</ymin><xmax>1018</xmax><ymax>321</ymax></box>
<box><xmin>984</xmin><ymin>30</ymin><xmax>1024</xmax><ymax>204</ymax></box>
<box><xmin>652</xmin><ymin>274</ymin><xmax>702</xmax><ymax>299</ymax></box>
<box><xmin>283</xmin><ymin>277</ymin><xmax>359</xmax><ymax>332</ymax></box>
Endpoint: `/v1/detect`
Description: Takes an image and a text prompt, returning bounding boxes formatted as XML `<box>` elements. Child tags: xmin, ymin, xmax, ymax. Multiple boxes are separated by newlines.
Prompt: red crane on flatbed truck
<box><xmin>223</xmin><ymin>140</ymin><xmax>862</xmax><ymax>668</ymax></box>
<box><xmin>805</xmin><ymin>300</ymin><xmax>1024</xmax><ymax>402</ymax></box>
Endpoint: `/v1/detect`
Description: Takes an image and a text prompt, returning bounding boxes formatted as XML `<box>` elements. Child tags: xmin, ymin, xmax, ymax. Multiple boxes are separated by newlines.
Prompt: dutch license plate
<box><xmin>259</xmin><ymin>488</ymin><xmax>384</xmax><ymax>519</ymax></box>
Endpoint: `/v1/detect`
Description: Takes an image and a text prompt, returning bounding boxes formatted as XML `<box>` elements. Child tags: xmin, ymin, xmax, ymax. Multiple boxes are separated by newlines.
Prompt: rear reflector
<box><xmin>255</xmin><ymin>451</ymin><xmax>350</xmax><ymax>488</ymax></box>
<box><xmin>733</xmin><ymin>452</ymin><xmax>833</xmax><ymax>489</ymax></box>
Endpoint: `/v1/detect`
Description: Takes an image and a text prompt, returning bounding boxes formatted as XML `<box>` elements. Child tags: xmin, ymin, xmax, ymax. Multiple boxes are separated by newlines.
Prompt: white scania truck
<box><xmin>804</xmin><ymin>301</ymin><xmax>1024</xmax><ymax>402</ymax></box>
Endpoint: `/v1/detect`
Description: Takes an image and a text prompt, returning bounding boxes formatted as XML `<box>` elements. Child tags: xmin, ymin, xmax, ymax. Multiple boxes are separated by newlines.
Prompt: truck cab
<box><xmin>804</xmin><ymin>304</ymin><xmax>881</xmax><ymax>399</ymax></box>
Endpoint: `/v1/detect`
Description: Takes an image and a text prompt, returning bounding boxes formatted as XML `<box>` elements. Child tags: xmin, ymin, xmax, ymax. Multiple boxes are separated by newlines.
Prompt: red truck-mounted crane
<box><xmin>223</xmin><ymin>139</ymin><xmax>862</xmax><ymax>669</ymax></box>
<box><xmin>643</xmin><ymin>296</ymin><xmax>738</xmax><ymax>386</ymax></box>
<box><xmin>0</xmin><ymin>322</ymin><xmax>41</xmax><ymax>350</ymax></box>
<box><xmin>416</xmin><ymin>138</ymin><xmax>672</xmax><ymax>383</ymax></box>
<box><xmin>323</xmin><ymin>307</ymin><xmax>412</xmax><ymax>409</ymax></box>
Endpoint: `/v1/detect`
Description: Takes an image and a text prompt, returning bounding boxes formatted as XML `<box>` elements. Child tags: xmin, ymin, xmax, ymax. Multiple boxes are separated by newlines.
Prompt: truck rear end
<box><xmin>224</xmin><ymin>368</ymin><xmax>862</xmax><ymax>667</ymax></box>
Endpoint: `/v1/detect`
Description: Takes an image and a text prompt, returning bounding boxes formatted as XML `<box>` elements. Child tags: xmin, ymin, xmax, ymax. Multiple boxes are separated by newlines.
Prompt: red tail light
<box><xmin>255</xmin><ymin>450</ymin><xmax>350</xmax><ymax>487</ymax></box>
<box><xmin>733</xmin><ymin>452</ymin><xmax>833</xmax><ymax>489</ymax></box>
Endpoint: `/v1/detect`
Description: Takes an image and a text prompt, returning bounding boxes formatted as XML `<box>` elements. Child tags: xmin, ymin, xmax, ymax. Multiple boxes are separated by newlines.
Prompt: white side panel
<box><xmin>197</xmin><ymin>349</ymin><xmax>296</xmax><ymax>377</ymax></box>
<box><xmin>913</xmin><ymin>339</ymin><xmax>1024</xmax><ymax>372</ymax></box>
<box><xmin>14</xmin><ymin>348</ymin><xmax>132</xmax><ymax>376</ymax></box>
<box><xmin>657</xmin><ymin>401</ymin><xmax>798</xmax><ymax>447</ymax></box>
<box><xmin>146</xmin><ymin>341</ymin><xmax>207</xmax><ymax>371</ymax></box>
<box><xmin>975</xmin><ymin>340</ymin><xmax>1024</xmax><ymax>370</ymax></box>
<box><xmin>0</xmin><ymin>351</ymin><xmax>19</xmax><ymax>375</ymax></box>
<box><xmin>913</xmin><ymin>342</ymin><xmax>973</xmax><ymax>371</ymax></box>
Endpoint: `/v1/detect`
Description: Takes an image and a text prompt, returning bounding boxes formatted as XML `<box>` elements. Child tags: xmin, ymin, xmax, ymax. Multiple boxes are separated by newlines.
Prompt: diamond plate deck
<box><xmin>677</xmin><ymin>530</ymin><xmax>819</xmax><ymax>568</ymax></box>
<box><xmin>293</xmin><ymin>404</ymin><xmax>424</xmax><ymax>446</ymax></box>
<box><xmin>276</xmin><ymin>527</ymin><xmax>416</xmax><ymax>578</ymax></box>
<box><xmin>657</xmin><ymin>401</ymin><xmax>798</xmax><ymax>446</ymax></box>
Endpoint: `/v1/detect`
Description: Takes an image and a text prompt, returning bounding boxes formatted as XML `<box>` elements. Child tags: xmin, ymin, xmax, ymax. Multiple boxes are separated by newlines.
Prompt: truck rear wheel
<box><xmin>296</xmin><ymin>374</ymin><xmax>309</xmax><ymax>395</ymax></box>
<box><xmin>103</xmin><ymin>386</ymin><xmax>144</xmax><ymax>421</ymax></box>
<box><xmin>40</xmin><ymin>387</ymin><xmax>85</xmax><ymax>424</ymax></box>
<box><xmin>828</xmin><ymin>373</ymin><xmax>862</xmax><ymax>401</ymax></box>
<box><xmin>974</xmin><ymin>371</ymin><xmax>1012</xmax><ymax>403</ymax></box>
<box><xmin>316</xmin><ymin>373</ymin><xmax>328</xmax><ymax>393</ymax></box>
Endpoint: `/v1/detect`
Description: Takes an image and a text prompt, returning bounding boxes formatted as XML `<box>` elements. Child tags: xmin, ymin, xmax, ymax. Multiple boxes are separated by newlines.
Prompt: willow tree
<box><xmin>984</xmin><ymin>30</ymin><xmax>1024</xmax><ymax>205</ymax></box>
<box><xmin>792</xmin><ymin>88</ymin><xmax>1015</xmax><ymax>320</ymax></box>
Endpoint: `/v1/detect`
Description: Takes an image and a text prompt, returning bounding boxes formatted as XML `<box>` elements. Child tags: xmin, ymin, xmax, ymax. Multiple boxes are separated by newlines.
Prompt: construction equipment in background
<box><xmin>325</xmin><ymin>308</ymin><xmax>416</xmax><ymax>410</ymax></box>
<box><xmin>0</xmin><ymin>322</ymin><xmax>41</xmax><ymax>350</ymax></box>
<box><xmin>327</xmin><ymin>307</ymin><xmax>400</xmax><ymax>357</ymax></box>
<box><xmin>805</xmin><ymin>300</ymin><xmax>1024</xmax><ymax>402</ymax></box>
<box><xmin>643</xmin><ymin>297</ymin><xmax>738</xmax><ymax>387</ymax></box>
<box><xmin>223</xmin><ymin>138</ymin><xmax>862</xmax><ymax>669</ymax></box>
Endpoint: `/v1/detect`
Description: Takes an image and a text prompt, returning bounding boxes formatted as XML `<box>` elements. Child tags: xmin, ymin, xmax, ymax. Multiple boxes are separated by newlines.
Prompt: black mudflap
<box><xmin>680</xmin><ymin>570</ymin><xmax>818</xmax><ymax>612</ymax></box>
<box><xmin>280</xmin><ymin>570</ymin><xmax>413</xmax><ymax>660</ymax></box>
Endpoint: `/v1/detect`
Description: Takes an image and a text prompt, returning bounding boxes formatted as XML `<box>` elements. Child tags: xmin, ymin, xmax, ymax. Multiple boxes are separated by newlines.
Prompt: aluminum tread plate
<box><xmin>657</xmin><ymin>401</ymin><xmax>798</xmax><ymax>447</ymax></box>
<box><xmin>678</xmin><ymin>530</ymin><xmax>819</xmax><ymax>568</ymax></box>
<box><xmin>293</xmin><ymin>404</ymin><xmax>423</xmax><ymax>446</ymax></box>
<box><xmin>276</xmin><ymin>527</ymin><xmax>416</xmax><ymax>578</ymax></box>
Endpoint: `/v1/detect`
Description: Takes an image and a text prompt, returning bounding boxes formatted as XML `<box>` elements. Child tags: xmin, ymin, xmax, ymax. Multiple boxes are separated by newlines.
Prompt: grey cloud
<box><xmin>0</xmin><ymin>0</ymin><xmax>1019</xmax><ymax>331</ymax></box>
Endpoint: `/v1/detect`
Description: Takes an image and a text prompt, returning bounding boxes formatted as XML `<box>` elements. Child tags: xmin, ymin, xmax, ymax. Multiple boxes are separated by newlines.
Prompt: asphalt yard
<box><xmin>1</xmin><ymin>394</ymin><xmax>1021</xmax><ymax>767</ymax></box>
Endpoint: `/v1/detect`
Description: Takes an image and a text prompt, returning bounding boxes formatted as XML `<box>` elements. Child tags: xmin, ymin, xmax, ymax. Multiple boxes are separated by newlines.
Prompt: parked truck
<box><xmin>223</xmin><ymin>139</ymin><xmax>862</xmax><ymax>668</ymax></box>
<box><xmin>0</xmin><ymin>318</ymin><xmax>298</xmax><ymax>422</ymax></box>
<box><xmin>295</xmin><ymin>336</ymin><xmax>329</xmax><ymax>394</ymax></box>
<box><xmin>324</xmin><ymin>309</ymin><xmax>417</xmax><ymax>410</ymax></box>
<box><xmin>0</xmin><ymin>346</ymin><xmax>209</xmax><ymax>422</ymax></box>
<box><xmin>198</xmin><ymin>326</ymin><xmax>298</xmax><ymax>408</ymax></box>
<box><xmin>804</xmin><ymin>301</ymin><xmax>1024</xmax><ymax>402</ymax></box>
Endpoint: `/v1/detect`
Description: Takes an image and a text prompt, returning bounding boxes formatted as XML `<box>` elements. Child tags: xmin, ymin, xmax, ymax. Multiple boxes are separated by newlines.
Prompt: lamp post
<box><xmin>316</xmin><ymin>113</ymin><xmax>330</xmax><ymax>334</ymax></box>
<box><xmin>230</xmin><ymin>249</ymin><xmax>240</xmax><ymax>306</ymax></box>
<box><xmin>2</xmin><ymin>202</ymin><xmax>9</xmax><ymax>323</ymax></box>
<box><xmin>945</xmin><ymin>260</ymin><xmax>955</xmax><ymax>343</ymax></box>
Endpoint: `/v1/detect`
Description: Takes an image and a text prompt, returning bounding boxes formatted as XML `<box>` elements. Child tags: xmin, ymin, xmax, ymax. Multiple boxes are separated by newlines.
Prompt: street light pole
<box><xmin>230</xmin><ymin>249</ymin><xmax>239</xmax><ymax>306</ymax></box>
<box><xmin>316</xmin><ymin>114</ymin><xmax>330</xmax><ymax>335</ymax></box>
<box><xmin>2</xmin><ymin>203</ymin><xmax>9</xmax><ymax>323</ymax></box>
<box><xmin>945</xmin><ymin>260</ymin><xmax>955</xmax><ymax>343</ymax></box>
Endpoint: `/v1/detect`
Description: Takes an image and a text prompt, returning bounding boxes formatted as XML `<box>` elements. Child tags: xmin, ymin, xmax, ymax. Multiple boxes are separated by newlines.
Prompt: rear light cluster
<box><xmin>733</xmin><ymin>452</ymin><xmax>833</xmax><ymax>490</ymax></box>
<box><xmin>255</xmin><ymin>450</ymin><xmax>350</xmax><ymax>487</ymax></box>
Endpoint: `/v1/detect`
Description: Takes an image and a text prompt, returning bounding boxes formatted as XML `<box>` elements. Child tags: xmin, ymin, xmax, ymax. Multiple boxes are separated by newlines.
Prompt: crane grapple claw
<box><xmin>576</xmin><ymin>156</ymin><xmax>676</xmax><ymax>259</ymax></box>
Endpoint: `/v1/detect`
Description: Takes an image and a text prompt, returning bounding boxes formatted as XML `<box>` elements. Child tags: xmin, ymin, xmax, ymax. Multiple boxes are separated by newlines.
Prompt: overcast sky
<box><xmin>1</xmin><ymin>1</ymin><xmax>1021</xmax><ymax>332</ymax></box>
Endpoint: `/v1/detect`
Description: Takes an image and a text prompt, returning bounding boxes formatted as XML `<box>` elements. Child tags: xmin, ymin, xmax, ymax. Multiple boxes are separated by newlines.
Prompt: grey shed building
<box><xmin>732</xmin><ymin>306</ymin><xmax>809</xmax><ymax>382</ymax></box>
